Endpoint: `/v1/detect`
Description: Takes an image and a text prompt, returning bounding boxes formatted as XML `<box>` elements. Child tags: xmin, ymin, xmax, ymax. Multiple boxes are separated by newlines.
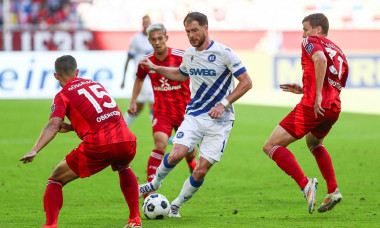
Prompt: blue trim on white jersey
<box><xmin>187</xmin><ymin>76</ymin><xmax>232</xmax><ymax>116</ymax></box>
<box><xmin>233</xmin><ymin>67</ymin><xmax>247</xmax><ymax>77</ymax></box>
<box><xmin>206</xmin><ymin>40</ymin><xmax>214</xmax><ymax>50</ymax></box>
<box><xmin>187</xmin><ymin>82</ymin><xmax>208</xmax><ymax>108</ymax></box>
<box><xmin>186</xmin><ymin>68</ymin><xmax>231</xmax><ymax>113</ymax></box>
<box><xmin>179</xmin><ymin>68</ymin><xmax>189</xmax><ymax>77</ymax></box>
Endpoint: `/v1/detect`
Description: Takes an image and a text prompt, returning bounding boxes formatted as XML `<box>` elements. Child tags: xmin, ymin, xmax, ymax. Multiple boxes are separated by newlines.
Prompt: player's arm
<box><xmin>140</xmin><ymin>58</ymin><xmax>187</xmax><ymax>81</ymax></box>
<box><xmin>19</xmin><ymin>117</ymin><xmax>64</xmax><ymax>164</ymax></box>
<box><xmin>128</xmin><ymin>77</ymin><xmax>145</xmax><ymax>116</ymax></box>
<box><xmin>279</xmin><ymin>83</ymin><xmax>303</xmax><ymax>94</ymax></box>
<box><xmin>121</xmin><ymin>55</ymin><xmax>133</xmax><ymax>88</ymax></box>
<box><xmin>312</xmin><ymin>50</ymin><xmax>327</xmax><ymax>118</ymax></box>
<box><xmin>208</xmin><ymin>72</ymin><xmax>252</xmax><ymax>119</ymax></box>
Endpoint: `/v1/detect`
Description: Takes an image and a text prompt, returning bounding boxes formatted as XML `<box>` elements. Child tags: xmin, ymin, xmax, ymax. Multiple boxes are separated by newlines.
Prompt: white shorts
<box><xmin>136</xmin><ymin>77</ymin><xmax>154</xmax><ymax>104</ymax></box>
<box><xmin>173</xmin><ymin>115</ymin><xmax>234</xmax><ymax>164</ymax></box>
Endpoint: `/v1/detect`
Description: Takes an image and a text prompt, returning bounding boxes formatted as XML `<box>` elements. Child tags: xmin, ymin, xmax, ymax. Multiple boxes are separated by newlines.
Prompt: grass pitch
<box><xmin>0</xmin><ymin>99</ymin><xmax>379</xmax><ymax>227</ymax></box>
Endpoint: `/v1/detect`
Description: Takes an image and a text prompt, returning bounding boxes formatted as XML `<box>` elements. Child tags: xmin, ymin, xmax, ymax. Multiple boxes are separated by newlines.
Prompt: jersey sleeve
<box><xmin>224</xmin><ymin>47</ymin><xmax>247</xmax><ymax>77</ymax></box>
<box><xmin>302</xmin><ymin>36</ymin><xmax>324</xmax><ymax>59</ymax></box>
<box><xmin>136</xmin><ymin>62</ymin><xmax>148</xmax><ymax>79</ymax></box>
<box><xmin>50</xmin><ymin>93</ymin><xmax>66</xmax><ymax>119</ymax></box>
<box><xmin>179</xmin><ymin>51</ymin><xmax>190</xmax><ymax>77</ymax></box>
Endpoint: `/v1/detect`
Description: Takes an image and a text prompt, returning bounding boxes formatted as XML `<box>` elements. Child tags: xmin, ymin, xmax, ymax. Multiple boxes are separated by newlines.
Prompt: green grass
<box><xmin>0</xmin><ymin>99</ymin><xmax>379</xmax><ymax>227</ymax></box>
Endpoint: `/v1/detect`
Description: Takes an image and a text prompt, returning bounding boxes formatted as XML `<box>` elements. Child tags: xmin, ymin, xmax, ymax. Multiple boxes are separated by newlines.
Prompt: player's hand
<box><xmin>314</xmin><ymin>93</ymin><xmax>325</xmax><ymax>118</ymax></box>
<box><xmin>279</xmin><ymin>83</ymin><xmax>303</xmax><ymax>94</ymax></box>
<box><xmin>19</xmin><ymin>151</ymin><xmax>37</xmax><ymax>164</ymax></box>
<box><xmin>139</xmin><ymin>58</ymin><xmax>154</xmax><ymax>70</ymax></box>
<box><xmin>127</xmin><ymin>102</ymin><xmax>137</xmax><ymax>117</ymax></box>
<box><xmin>121</xmin><ymin>81</ymin><xmax>125</xmax><ymax>89</ymax></box>
<box><xmin>208</xmin><ymin>103</ymin><xmax>225</xmax><ymax>119</ymax></box>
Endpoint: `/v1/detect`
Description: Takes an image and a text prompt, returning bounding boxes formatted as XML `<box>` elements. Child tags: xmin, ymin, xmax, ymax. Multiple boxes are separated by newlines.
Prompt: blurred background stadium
<box><xmin>0</xmin><ymin>0</ymin><xmax>379</xmax><ymax>115</ymax></box>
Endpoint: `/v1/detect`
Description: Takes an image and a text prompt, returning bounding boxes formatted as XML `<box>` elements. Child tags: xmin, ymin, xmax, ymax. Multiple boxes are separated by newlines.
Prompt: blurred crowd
<box><xmin>2</xmin><ymin>0</ymin><xmax>380</xmax><ymax>30</ymax></box>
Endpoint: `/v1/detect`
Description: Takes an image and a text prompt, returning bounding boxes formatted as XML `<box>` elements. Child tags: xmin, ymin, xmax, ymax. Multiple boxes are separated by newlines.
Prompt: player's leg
<box><xmin>147</xmin><ymin>131</ymin><xmax>168</xmax><ymax>182</ymax></box>
<box><xmin>169</xmin><ymin>157</ymin><xmax>212</xmax><ymax>217</ymax></box>
<box><xmin>43</xmin><ymin>159</ymin><xmax>78</xmax><ymax>227</ymax></box>
<box><xmin>111</xmin><ymin>141</ymin><xmax>141</xmax><ymax>227</ymax></box>
<box><xmin>263</xmin><ymin>125</ymin><xmax>309</xmax><ymax>189</ymax></box>
<box><xmin>306</xmin><ymin>109</ymin><xmax>342</xmax><ymax>212</ymax></box>
<box><xmin>185</xmin><ymin>147</ymin><xmax>197</xmax><ymax>173</ymax></box>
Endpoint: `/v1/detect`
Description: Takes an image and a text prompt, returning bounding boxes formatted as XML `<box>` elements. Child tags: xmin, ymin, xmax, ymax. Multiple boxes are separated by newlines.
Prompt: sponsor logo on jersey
<box><xmin>50</xmin><ymin>104</ymin><xmax>55</xmax><ymax>115</ymax></box>
<box><xmin>176</xmin><ymin>131</ymin><xmax>184</xmax><ymax>138</ymax></box>
<box><xmin>208</xmin><ymin>54</ymin><xmax>216</xmax><ymax>62</ymax></box>
<box><xmin>189</xmin><ymin>68</ymin><xmax>216</xmax><ymax>76</ymax></box>
<box><xmin>153</xmin><ymin>77</ymin><xmax>182</xmax><ymax>91</ymax></box>
<box><xmin>306</xmin><ymin>43</ymin><xmax>314</xmax><ymax>55</ymax></box>
<box><xmin>233</xmin><ymin>61</ymin><xmax>241</xmax><ymax>68</ymax></box>
<box><xmin>159</xmin><ymin>77</ymin><xmax>170</xmax><ymax>88</ymax></box>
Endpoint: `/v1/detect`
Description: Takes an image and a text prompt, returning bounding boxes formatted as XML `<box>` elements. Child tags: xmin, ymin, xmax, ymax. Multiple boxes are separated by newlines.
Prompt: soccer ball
<box><xmin>142</xmin><ymin>193</ymin><xmax>170</xmax><ymax>219</ymax></box>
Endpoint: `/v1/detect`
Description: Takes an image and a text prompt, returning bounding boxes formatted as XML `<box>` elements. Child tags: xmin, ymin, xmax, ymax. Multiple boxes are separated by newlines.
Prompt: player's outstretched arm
<box><xmin>208</xmin><ymin>72</ymin><xmax>252</xmax><ymax>119</ymax></box>
<box><xmin>140</xmin><ymin>58</ymin><xmax>187</xmax><ymax>81</ymax></box>
<box><xmin>279</xmin><ymin>83</ymin><xmax>303</xmax><ymax>94</ymax></box>
<box><xmin>121</xmin><ymin>56</ymin><xmax>133</xmax><ymax>89</ymax></box>
<box><xmin>19</xmin><ymin>117</ymin><xmax>63</xmax><ymax>164</ymax></box>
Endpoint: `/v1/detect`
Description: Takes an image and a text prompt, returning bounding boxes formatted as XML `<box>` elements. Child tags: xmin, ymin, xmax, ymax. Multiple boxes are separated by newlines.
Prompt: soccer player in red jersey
<box><xmin>19</xmin><ymin>55</ymin><xmax>142</xmax><ymax>228</ymax></box>
<box><xmin>263</xmin><ymin>13</ymin><xmax>349</xmax><ymax>214</ymax></box>
<box><xmin>127</xmin><ymin>23</ymin><xmax>197</xmax><ymax>185</ymax></box>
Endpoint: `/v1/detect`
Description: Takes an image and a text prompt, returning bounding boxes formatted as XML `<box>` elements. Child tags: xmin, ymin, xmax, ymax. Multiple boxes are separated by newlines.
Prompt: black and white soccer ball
<box><xmin>142</xmin><ymin>193</ymin><xmax>170</xmax><ymax>219</ymax></box>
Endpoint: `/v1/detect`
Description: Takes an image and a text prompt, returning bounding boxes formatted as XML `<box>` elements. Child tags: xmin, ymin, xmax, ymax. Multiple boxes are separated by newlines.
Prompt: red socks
<box><xmin>119</xmin><ymin>166</ymin><xmax>140</xmax><ymax>220</ymax></box>
<box><xmin>311</xmin><ymin>144</ymin><xmax>338</xmax><ymax>193</ymax></box>
<box><xmin>185</xmin><ymin>156</ymin><xmax>197</xmax><ymax>172</ymax></box>
<box><xmin>269</xmin><ymin>146</ymin><xmax>309</xmax><ymax>189</ymax></box>
<box><xmin>147</xmin><ymin>150</ymin><xmax>165</xmax><ymax>182</ymax></box>
<box><xmin>43</xmin><ymin>179</ymin><xmax>63</xmax><ymax>226</ymax></box>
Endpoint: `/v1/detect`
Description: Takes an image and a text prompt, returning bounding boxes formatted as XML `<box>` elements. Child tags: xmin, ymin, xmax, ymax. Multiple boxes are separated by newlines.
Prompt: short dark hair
<box><xmin>55</xmin><ymin>55</ymin><xmax>77</xmax><ymax>77</ymax></box>
<box><xmin>183</xmin><ymin>12</ymin><xmax>208</xmax><ymax>26</ymax></box>
<box><xmin>302</xmin><ymin>13</ymin><xmax>329</xmax><ymax>35</ymax></box>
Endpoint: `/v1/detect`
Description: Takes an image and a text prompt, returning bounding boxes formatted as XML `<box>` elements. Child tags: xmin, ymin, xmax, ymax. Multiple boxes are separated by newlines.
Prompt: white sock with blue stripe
<box><xmin>171</xmin><ymin>175</ymin><xmax>204</xmax><ymax>207</ymax></box>
<box><xmin>152</xmin><ymin>153</ymin><xmax>175</xmax><ymax>189</ymax></box>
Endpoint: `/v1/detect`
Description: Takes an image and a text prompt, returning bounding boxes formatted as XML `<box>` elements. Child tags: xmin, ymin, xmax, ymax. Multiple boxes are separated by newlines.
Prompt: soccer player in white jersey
<box><xmin>121</xmin><ymin>15</ymin><xmax>155</xmax><ymax>126</ymax></box>
<box><xmin>138</xmin><ymin>12</ymin><xmax>252</xmax><ymax>217</ymax></box>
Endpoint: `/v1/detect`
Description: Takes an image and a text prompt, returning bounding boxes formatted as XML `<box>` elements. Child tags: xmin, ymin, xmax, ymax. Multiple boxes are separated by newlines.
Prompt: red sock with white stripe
<box><xmin>119</xmin><ymin>166</ymin><xmax>141</xmax><ymax>221</ymax></box>
<box><xmin>310</xmin><ymin>144</ymin><xmax>337</xmax><ymax>193</ymax></box>
<box><xmin>147</xmin><ymin>149</ymin><xmax>165</xmax><ymax>182</ymax></box>
<box><xmin>43</xmin><ymin>178</ymin><xmax>63</xmax><ymax>226</ymax></box>
<box><xmin>269</xmin><ymin>145</ymin><xmax>309</xmax><ymax>189</ymax></box>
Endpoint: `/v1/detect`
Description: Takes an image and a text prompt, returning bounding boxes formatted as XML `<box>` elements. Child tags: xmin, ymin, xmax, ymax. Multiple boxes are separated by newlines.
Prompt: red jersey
<box><xmin>301</xmin><ymin>36</ymin><xmax>349</xmax><ymax>112</ymax></box>
<box><xmin>136</xmin><ymin>48</ymin><xmax>190</xmax><ymax>117</ymax></box>
<box><xmin>50</xmin><ymin>77</ymin><xmax>136</xmax><ymax>145</ymax></box>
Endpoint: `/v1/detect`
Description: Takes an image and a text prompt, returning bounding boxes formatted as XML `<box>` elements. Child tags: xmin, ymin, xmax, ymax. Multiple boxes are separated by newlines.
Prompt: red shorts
<box><xmin>280</xmin><ymin>104</ymin><xmax>340</xmax><ymax>139</ymax></box>
<box><xmin>152</xmin><ymin>114</ymin><xmax>184</xmax><ymax>137</ymax></box>
<box><xmin>66</xmin><ymin>141</ymin><xmax>136</xmax><ymax>178</ymax></box>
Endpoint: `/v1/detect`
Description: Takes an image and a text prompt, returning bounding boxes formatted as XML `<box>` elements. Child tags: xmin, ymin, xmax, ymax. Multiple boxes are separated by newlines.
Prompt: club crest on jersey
<box><xmin>208</xmin><ymin>54</ymin><xmax>216</xmax><ymax>62</ymax></box>
<box><xmin>50</xmin><ymin>104</ymin><xmax>55</xmax><ymax>115</ymax></box>
<box><xmin>306</xmin><ymin>43</ymin><xmax>314</xmax><ymax>55</ymax></box>
<box><xmin>176</xmin><ymin>131</ymin><xmax>184</xmax><ymax>138</ymax></box>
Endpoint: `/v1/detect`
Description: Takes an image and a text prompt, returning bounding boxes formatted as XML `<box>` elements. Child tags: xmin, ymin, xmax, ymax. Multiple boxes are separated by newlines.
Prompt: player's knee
<box><xmin>154</xmin><ymin>141</ymin><xmax>167</xmax><ymax>152</ymax></box>
<box><xmin>262</xmin><ymin>141</ymin><xmax>273</xmax><ymax>155</ymax></box>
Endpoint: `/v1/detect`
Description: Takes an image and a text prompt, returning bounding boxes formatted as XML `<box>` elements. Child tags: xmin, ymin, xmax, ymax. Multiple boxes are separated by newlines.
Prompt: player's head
<box><xmin>302</xmin><ymin>13</ymin><xmax>329</xmax><ymax>38</ymax></box>
<box><xmin>142</xmin><ymin>15</ymin><xmax>151</xmax><ymax>33</ymax></box>
<box><xmin>183</xmin><ymin>12</ymin><xmax>208</xmax><ymax>48</ymax></box>
<box><xmin>54</xmin><ymin>55</ymin><xmax>79</xmax><ymax>87</ymax></box>
<box><xmin>147</xmin><ymin>23</ymin><xmax>168</xmax><ymax>55</ymax></box>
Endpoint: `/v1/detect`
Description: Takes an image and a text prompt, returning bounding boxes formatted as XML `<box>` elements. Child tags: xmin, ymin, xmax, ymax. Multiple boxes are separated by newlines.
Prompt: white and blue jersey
<box><xmin>179</xmin><ymin>41</ymin><xmax>246</xmax><ymax>121</ymax></box>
